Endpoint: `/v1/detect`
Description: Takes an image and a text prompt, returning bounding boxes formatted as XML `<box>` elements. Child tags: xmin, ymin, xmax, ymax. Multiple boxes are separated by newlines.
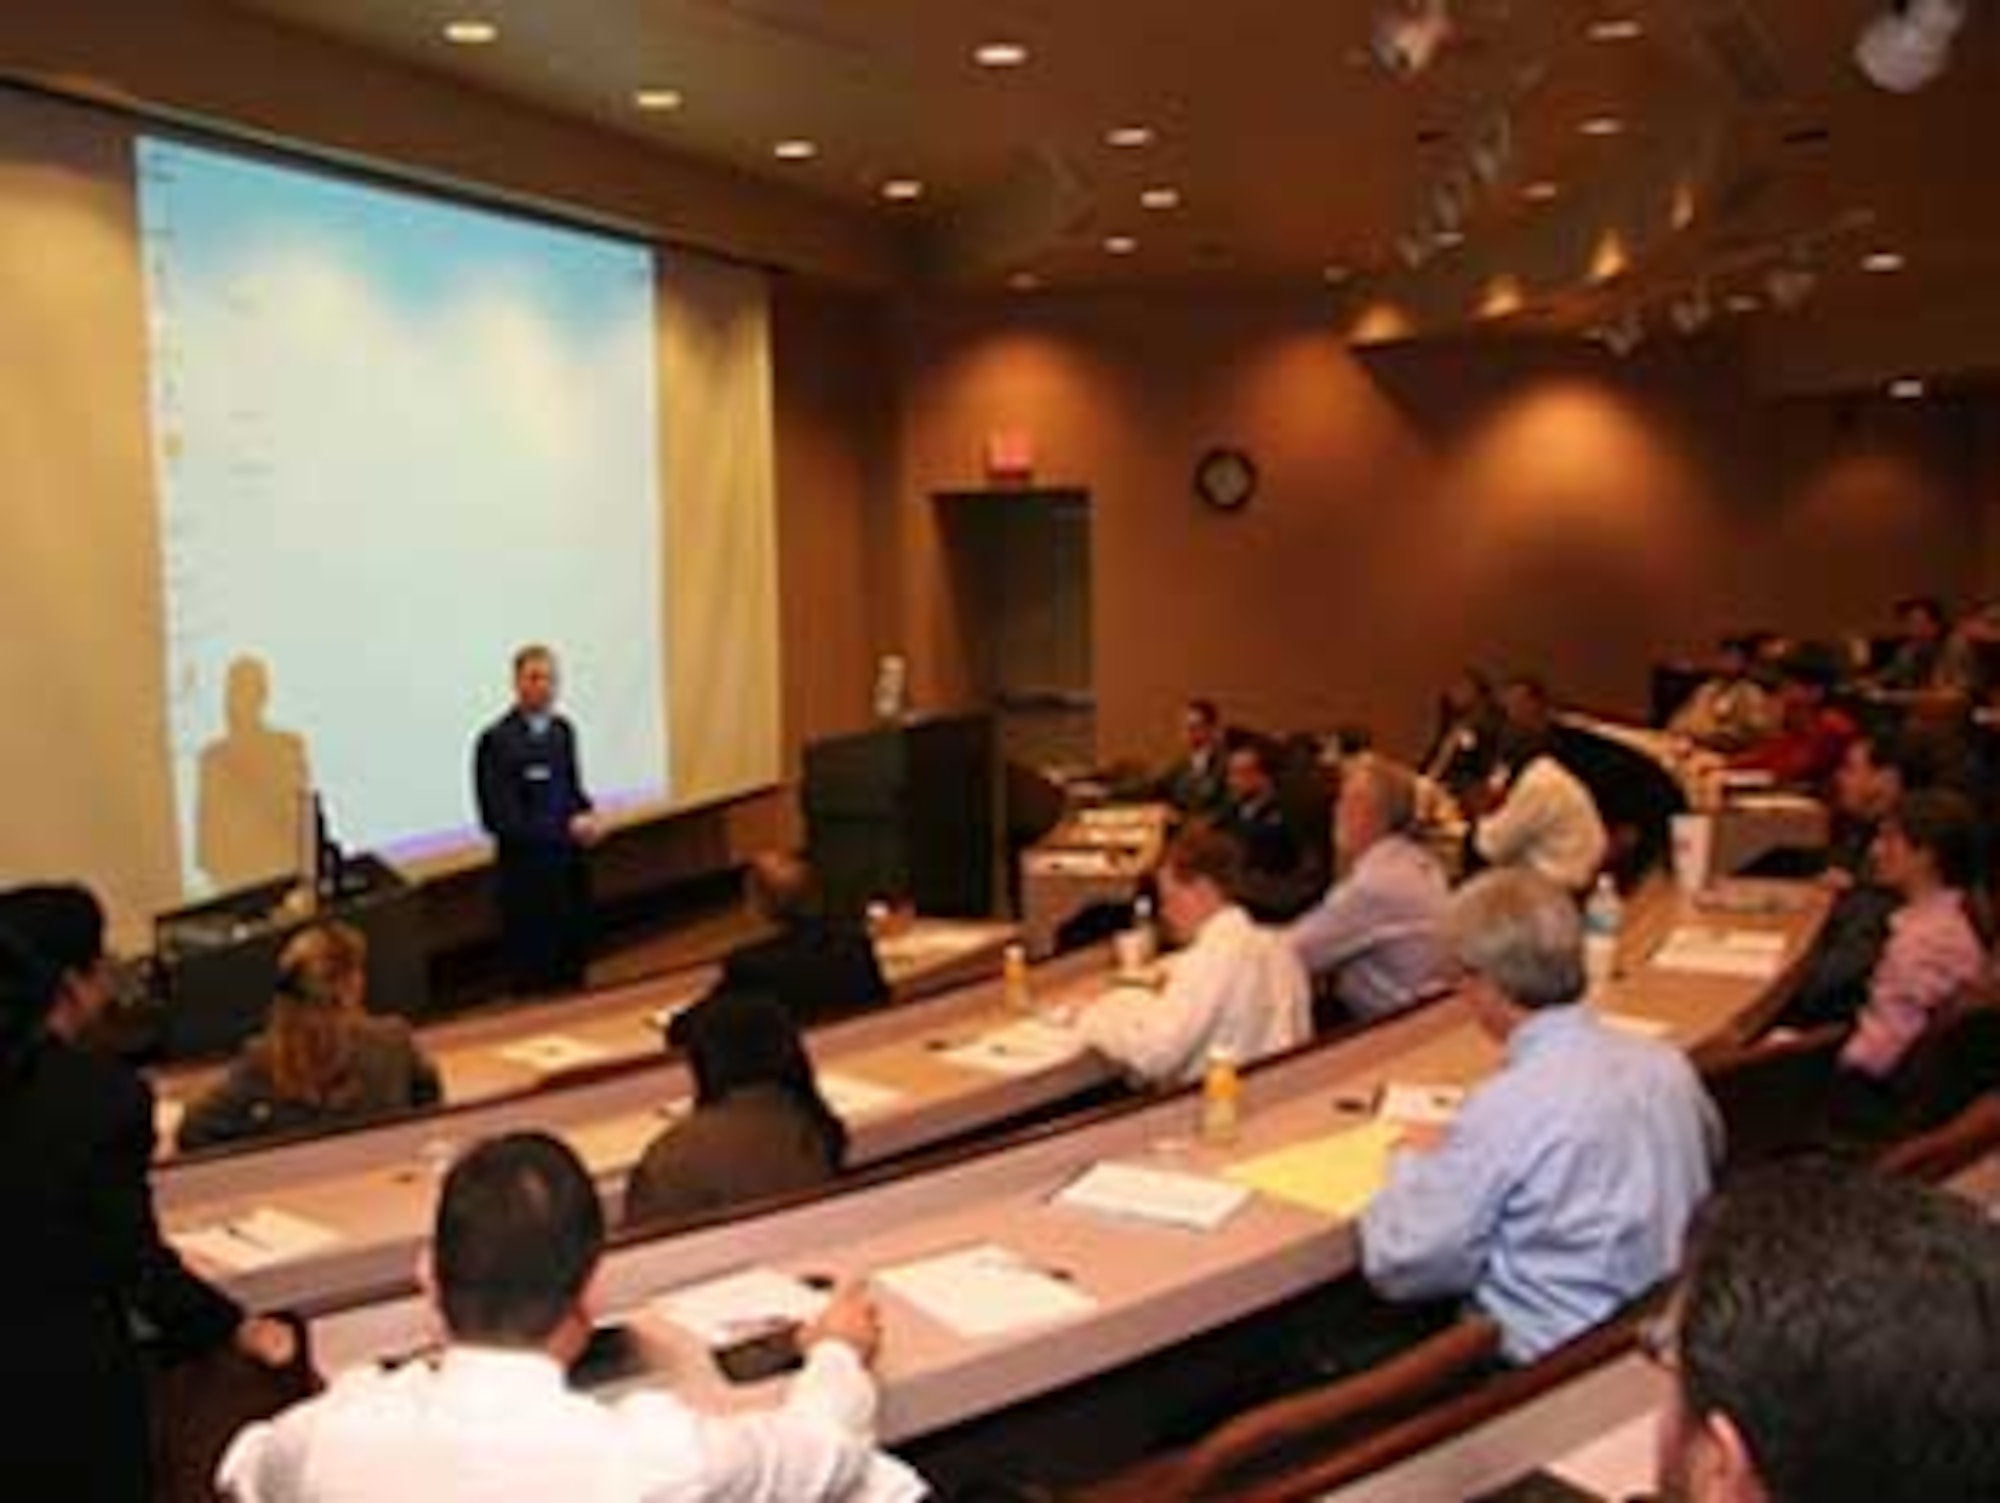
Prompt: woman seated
<box><xmin>177</xmin><ymin>921</ymin><xmax>442</xmax><ymax>1152</ymax></box>
<box><xmin>624</xmin><ymin>985</ymin><xmax>847</xmax><ymax>1228</ymax></box>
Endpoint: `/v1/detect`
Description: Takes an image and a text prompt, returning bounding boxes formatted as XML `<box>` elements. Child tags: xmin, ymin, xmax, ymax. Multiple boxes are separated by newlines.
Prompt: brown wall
<box><xmin>889</xmin><ymin>291</ymin><xmax>1995</xmax><ymax>763</ymax></box>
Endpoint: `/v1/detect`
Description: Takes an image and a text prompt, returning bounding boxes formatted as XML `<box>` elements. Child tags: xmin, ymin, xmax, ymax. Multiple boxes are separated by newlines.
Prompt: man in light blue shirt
<box><xmin>1361</xmin><ymin>868</ymin><xmax>1721</xmax><ymax>1364</ymax></box>
<box><xmin>1286</xmin><ymin>755</ymin><xmax>1452</xmax><ymax>1022</ymax></box>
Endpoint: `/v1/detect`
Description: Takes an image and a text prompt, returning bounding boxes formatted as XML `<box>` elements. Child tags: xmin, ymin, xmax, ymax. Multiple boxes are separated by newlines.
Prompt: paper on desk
<box><xmin>1052</xmin><ymin>1161</ymin><xmax>1252</xmax><ymax>1232</ymax></box>
<box><xmin>176</xmin><ymin>1206</ymin><xmax>341</xmax><ymax>1272</ymax></box>
<box><xmin>819</xmin><ymin>1071</ymin><xmax>907</xmax><ymax>1120</ymax></box>
<box><xmin>938</xmin><ymin>1017</ymin><xmax>1088</xmax><ymax>1077</ymax></box>
<box><xmin>1223</xmin><ymin>1119</ymin><xmax>1406</xmax><ymax>1220</ymax></box>
<box><xmin>1602</xmin><ymin>1011</ymin><xmax>1673</xmax><ymax>1040</ymax></box>
<box><xmin>876</xmin><ymin>1243</ymin><xmax>1097</xmax><ymax>1338</ymax></box>
<box><xmin>1375</xmin><ymin>1082</ymin><xmax>1463</xmax><ymax>1129</ymax></box>
<box><xmin>654</xmin><ymin>1267</ymin><xmax>830</xmax><ymax>1348</ymax></box>
<box><xmin>495</xmin><ymin>1034</ymin><xmax>614</xmax><ymax>1073</ymax></box>
<box><xmin>1649</xmin><ymin>926</ymin><xmax>1787</xmax><ymax>980</ymax></box>
<box><xmin>1033</xmin><ymin>850</ymin><xmax>1118</xmax><ymax>876</ymax></box>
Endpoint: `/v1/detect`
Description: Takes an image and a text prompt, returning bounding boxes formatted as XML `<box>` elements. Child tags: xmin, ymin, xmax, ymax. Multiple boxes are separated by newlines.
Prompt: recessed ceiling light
<box><xmin>1889</xmin><ymin>377</ymin><xmax>1927</xmax><ymax>400</ymax></box>
<box><xmin>1588</xmin><ymin>17</ymin><xmax>1645</xmax><ymax>42</ymax></box>
<box><xmin>1433</xmin><ymin>228</ymin><xmax>1467</xmax><ymax>249</ymax></box>
<box><xmin>1862</xmin><ymin>249</ymin><xmax>1906</xmax><ymax>273</ymax></box>
<box><xmin>772</xmin><ymin>139</ymin><xmax>818</xmax><ymax>162</ymax></box>
<box><xmin>881</xmin><ymin>178</ymin><xmax>925</xmax><ymax>202</ymax></box>
<box><xmin>1106</xmin><ymin>125</ymin><xmax>1155</xmax><ymax>149</ymax></box>
<box><xmin>1008</xmin><ymin>270</ymin><xmax>1043</xmax><ymax>291</ymax></box>
<box><xmin>1103</xmin><ymin>234</ymin><xmax>1139</xmax><ymax>256</ymax></box>
<box><xmin>442</xmin><ymin>18</ymin><xmax>498</xmax><ymax>45</ymax></box>
<box><xmin>1580</xmin><ymin>115</ymin><xmax>1625</xmax><ymax>138</ymax></box>
<box><xmin>1139</xmin><ymin>186</ymin><xmax>1181</xmax><ymax>211</ymax></box>
<box><xmin>974</xmin><ymin>40</ymin><xmax>1030</xmax><ymax>68</ymax></box>
<box><xmin>1522</xmin><ymin>179</ymin><xmax>1562</xmax><ymax>202</ymax></box>
<box><xmin>633</xmin><ymin>87</ymin><xmax>683</xmax><ymax>111</ymax></box>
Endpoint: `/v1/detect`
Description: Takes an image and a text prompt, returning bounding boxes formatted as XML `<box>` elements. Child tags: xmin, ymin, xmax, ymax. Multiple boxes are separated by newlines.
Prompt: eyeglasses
<box><xmin>1636</xmin><ymin>1306</ymin><xmax>1681</xmax><ymax>1374</ymax></box>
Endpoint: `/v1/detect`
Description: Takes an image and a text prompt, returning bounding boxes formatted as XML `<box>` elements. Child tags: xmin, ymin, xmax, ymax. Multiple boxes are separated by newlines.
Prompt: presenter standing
<box><xmin>474</xmin><ymin>645</ymin><xmax>600</xmax><ymax>994</ymax></box>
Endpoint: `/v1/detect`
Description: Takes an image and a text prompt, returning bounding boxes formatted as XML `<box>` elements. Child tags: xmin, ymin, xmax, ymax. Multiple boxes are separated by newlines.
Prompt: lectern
<box><xmin>802</xmin><ymin>714</ymin><xmax>998</xmax><ymax>919</ymax></box>
<box><xmin>151</xmin><ymin>854</ymin><xmax>429</xmax><ymax>1061</ymax></box>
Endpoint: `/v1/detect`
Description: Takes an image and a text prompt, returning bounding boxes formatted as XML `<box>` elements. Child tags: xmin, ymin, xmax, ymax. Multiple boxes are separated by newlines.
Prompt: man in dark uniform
<box><xmin>474</xmin><ymin>645</ymin><xmax>599</xmax><ymax>994</ymax></box>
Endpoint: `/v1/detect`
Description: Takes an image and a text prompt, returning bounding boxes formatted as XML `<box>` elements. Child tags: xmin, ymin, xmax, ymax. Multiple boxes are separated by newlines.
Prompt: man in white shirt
<box><xmin>1472</xmin><ymin>678</ymin><xmax>1608</xmax><ymax>891</ymax></box>
<box><xmin>218</xmin><ymin>1132</ymin><xmax>924</xmax><ymax>1503</ymax></box>
<box><xmin>1075</xmin><ymin>823</ymin><xmax>1311</xmax><ymax>1085</ymax></box>
<box><xmin>1286</xmin><ymin>755</ymin><xmax>1453</xmax><ymax>1021</ymax></box>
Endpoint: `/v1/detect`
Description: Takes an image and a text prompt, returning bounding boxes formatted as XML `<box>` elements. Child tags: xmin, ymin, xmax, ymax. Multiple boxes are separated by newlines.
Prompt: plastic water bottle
<box><xmin>1200</xmin><ymin>1046</ymin><xmax>1241</xmax><ymax>1145</ymax></box>
<box><xmin>1129</xmin><ymin>895</ymin><xmax>1158</xmax><ymax>967</ymax></box>
<box><xmin>1583</xmin><ymin>874</ymin><xmax>1624</xmax><ymax>993</ymax></box>
<box><xmin>1002</xmin><ymin>942</ymin><xmax>1032</xmax><ymax>1013</ymax></box>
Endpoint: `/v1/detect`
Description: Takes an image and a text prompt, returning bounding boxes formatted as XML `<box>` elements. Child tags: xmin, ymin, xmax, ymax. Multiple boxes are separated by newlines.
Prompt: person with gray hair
<box><xmin>1359</xmin><ymin>868</ymin><xmax>1722</xmax><ymax>1363</ymax></box>
<box><xmin>1284</xmin><ymin>755</ymin><xmax>1453</xmax><ymax>1022</ymax></box>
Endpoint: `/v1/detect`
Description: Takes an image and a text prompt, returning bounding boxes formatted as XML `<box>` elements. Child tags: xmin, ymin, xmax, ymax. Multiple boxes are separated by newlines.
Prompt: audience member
<box><xmin>0</xmin><ymin>885</ymin><xmax>294</xmax><ymax>1503</ymax></box>
<box><xmin>1838</xmin><ymin>788</ymin><xmax>1986</xmax><ymax>1086</ymax></box>
<box><xmin>1655</xmin><ymin>1158</ymin><xmax>2000</xmax><ymax>1503</ymax></box>
<box><xmin>1668</xmin><ymin>635</ymin><xmax>1778</xmax><ymax>753</ymax></box>
<box><xmin>1874</xmin><ymin>593</ymin><xmax>1982</xmax><ymax>696</ymax></box>
<box><xmin>1421</xmin><ymin>668</ymin><xmax>1504</xmax><ymax>803</ymax></box>
<box><xmin>1470</xmin><ymin>678</ymin><xmax>1609</xmax><ymax>891</ymax></box>
<box><xmin>626</xmin><ymin>986</ymin><xmax>846</xmax><ymax>1227</ymax></box>
<box><xmin>1733</xmin><ymin>646</ymin><xmax>1858</xmax><ymax>792</ymax></box>
<box><xmin>1361</xmin><ymin>869</ymin><xmax>1720</xmax><ymax>1364</ymax></box>
<box><xmin>220</xmin><ymin>1131</ymin><xmax>923</xmax><ymax>1501</ymax></box>
<box><xmin>1153</xmin><ymin>698</ymin><xmax>1230</xmax><ymax>819</ymax></box>
<box><xmin>1285</xmin><ymin>755</ymin><xmax>1452</xmax><ymax>1022</ymax></box>
<box><xmin>720</xmin><ymin>852</ymin><xmax>888</xmax><ymax>1025</ymax></box>
<box><xmin>1073</xmin><ymin>823</ymin><xmax>1310</xmax><ymax>1085</ymax></box>
<box><xmin>179</xmin><ymin>921</ymin><xmax>442</xmax><ymax>1152</ymax></box>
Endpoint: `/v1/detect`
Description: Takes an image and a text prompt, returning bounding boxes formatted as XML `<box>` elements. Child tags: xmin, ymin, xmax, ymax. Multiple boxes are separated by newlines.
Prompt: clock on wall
<box><xmin>1194</xmin><ymin>446</ymin><xmax>1258</xmax><ymax>513</ymax></box>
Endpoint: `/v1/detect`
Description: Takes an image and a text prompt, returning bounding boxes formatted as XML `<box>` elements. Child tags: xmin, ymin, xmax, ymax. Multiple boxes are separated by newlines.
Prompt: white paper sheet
<box><xmin>1649</xmin><ymin>926</ymin><xmax>1787</xmax><ymax>980</ymax></box>
<box><xmin>494</xmin><ymin>1034</ymin><xmax>614</xmax><ymax>1072</ymax></box>
<box><xmin>1375</xmin><ymin>1081</ymin><xmax>1464</xmax><ymax>1129</ymax></box>
<box><xmin>1602</xmin><ymin>1011</ymin><xmax>1673</xmax><ymax>1040</ymax></box>
<box><xmin>1052</xmin><ymin>1161</ymin><xmax>1252</xmax><ymax>1231</ymax></box>
<box><xmin>876</xmin><ymin>1243</ymin><xmax>1097</xmax><ymax>1338</ymax></box>
<box><xmin>819</xmin><ymin>1071</ymin><xmax>907</xmax><ymax>1121</ymax></box>
<box><xmin>938</xmin><ymin>1018</ymin><xmax>1089</xmax><ymax>1077</ymax></box>
<box><xmin>176</xmin><ymin>1206</ymin><xmax>341</xmax><ymax>1272</ymax></box>
<box><xmin>654</xmin><ymin>1268</ymin><xmax>830</xmax><ymax>1348</ymax></box>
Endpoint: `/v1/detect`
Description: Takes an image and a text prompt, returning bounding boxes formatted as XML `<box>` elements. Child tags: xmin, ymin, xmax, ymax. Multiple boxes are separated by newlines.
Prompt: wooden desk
<box><xmin>151</xmin><ymin>919</ymin><xmax>1017</xmax><ymax>1156</ymax></box>
<box><xmin>161</xmin><ymin>942</ymin><xmax>1121</xmax><ymax>1312</ymax></box>
<box><xmin>1019</xmin><ymin>804</ymin><xmax>1170</xmax><ymax>958</ymax></box>
<box><xmin>307</xmin><ymin>879</ymin><xmax>1826</xmax><ymax>1448</ymax></box>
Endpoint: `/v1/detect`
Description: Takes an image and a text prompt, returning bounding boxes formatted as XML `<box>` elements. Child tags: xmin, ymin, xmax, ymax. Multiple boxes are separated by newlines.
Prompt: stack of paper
<box><xmin>1052</xmin><ymin>1161</ymin><xmax>1252</xmax><ymax>1231</ymax></box>
<box><xmin>1375</xmin><ymin>1082</ymin><xmax>1463</xmax><ymax>1129</ymax></box>
<box><xmin>654</xmin><ymin>1268</ymin><xmax>830</xmax><ymax>1348</ymax></box>
<box><xmin>1223</xmin><ymin>1119</ymin><xmax>1406</xmax><ymax>1219</ymax></box>
<box><xmin>938</xmin><ymin>1018</ymin><xmax>1088</xmax><ymax>1077</ymax></box>
<box><xmin>818</xmin><ymin>1071</ymin><xmax>907</xmax><ymax>1121</ymax></box>
<box><xmin>176</xmin><ymin>1207</ymin><xmax>342</xmax><ymax>1272</ymax></box>
<box><xmin>876</xmin><ymin>1243</ymin><xmax>1097</xmax><ymax>1338</ymax></box>
<box><xmin>1649</xmin><ymin>926</ymin><xmax>1787</xmax><ymax>980</ymax></box>
<box><xmin>495</xmin><ymin>1034</ymin><xmax>614</xmax><ymax>1073</ymax></box>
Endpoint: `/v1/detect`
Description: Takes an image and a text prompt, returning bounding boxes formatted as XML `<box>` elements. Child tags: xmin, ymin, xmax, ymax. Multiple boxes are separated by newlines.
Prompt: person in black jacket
<box><xmin>473</xmin><ymin>645</ymin><xmax>601</xmax><ymax>994</ymax></box>
<box><xmin>0</xmin><ymin>884</ymin><xmax>294</xmax><ymax>1503</ymax></box>
<box><xmin>720</xmin><ymin>852</ymin><xmax>889</xmax><ymax>1025</ymax></box>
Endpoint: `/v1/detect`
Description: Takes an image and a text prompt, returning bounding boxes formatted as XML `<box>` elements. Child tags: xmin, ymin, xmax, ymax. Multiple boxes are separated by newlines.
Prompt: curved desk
<box><xmin>306</xmin><ymin>878</ymin><xmax>1826</xmax><ymax>1451</ymax></box>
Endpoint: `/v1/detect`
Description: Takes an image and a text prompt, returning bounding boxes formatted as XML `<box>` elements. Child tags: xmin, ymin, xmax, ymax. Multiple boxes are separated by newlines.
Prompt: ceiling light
<box><xmin>1106</xmin><ymin>125</ymin><xmax>1155</xmax><ymax>149</ymax></box>
<box><xmin>442</xmin><ymin>18</ymin><xmax>498</xmax><ymax>45</ymax></box>
<box><xmin>772</xmin><ymin>139</ymin><xmax>818</xmax><ymax>161</ymax></box>
<box><xmin>1889</xmin><ymin>377</ymin><xmax>1928</xmax><ymax>399</ymax></box>
<box><xmin>1522</xmin><ymin>179</ymin><xmax>1561</xmax><ymax>203</ymax></box>
<box><xmin>1433</xmin><ymin>227</ymin><xmax>1466</xmax><ymax>250</ymax></box>
<box><xmin>1855</xmin><ymin>0</ymin><xmax>1968</xmax><ymax>92</ymax></box>
<box><xmin>1862</xmin><ymin>249</ymin><xmax>1906</xmax><ymax>273</ymax></box>
<box><xmin>1140</xmin><ymin>187</ymin><xmax>1182</xmax><ymax>211</ymax></box>
<box><xmin>1372</xmin><ymin>1</ymin><xmax>1455</xmax><ymax>78</ymax></box>
<box><xmin>974</xmin><ymin>40</ymin><xmax>1031</xmax><ymax>68</ymax></box>
<box><xmin>881</xmin><ymin>178</ymin><xmax>925</xmax><ymax>202</ymax></box>
<box><xmin>1103</xmin><ymin>234</ymin><xmax>1139</xmax><ymax>256</ymax></box>
<box><xmin>633</xmin><ymin>88</ymin><xmax>683</xmax><ymax>111</ymax></box>
<box><xmin>1580</xmin><ymin>115</ymin><xmax>1625</xmax><ymax>138</ymax></box>
<box><xmin>1588</xmin><ymin>17</ymin><xmax>1645</xmax><ymax>42</ymax></box>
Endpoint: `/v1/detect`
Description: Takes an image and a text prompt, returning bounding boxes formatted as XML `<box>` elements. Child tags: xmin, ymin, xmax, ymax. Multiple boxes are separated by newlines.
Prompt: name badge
<box><xmin>525</xmin><ymin>764</ymin><xmax>553</xmax><ymax>783</ymax></box>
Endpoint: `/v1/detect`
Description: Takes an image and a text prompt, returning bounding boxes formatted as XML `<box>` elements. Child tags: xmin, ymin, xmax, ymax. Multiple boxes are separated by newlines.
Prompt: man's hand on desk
<box><xmin>234</xmin><ymin>1315</ymin><xmax>299</xmax><ymax>1369</ymax></box>
<box><xmin>569</xmin><ymin>811</ymin><xmax>603</xmax><ymax>846</ymax></box>
<box><xmin>801</xmin><ymin>1283</ymin><xmax>882</xmax><ymax>1366</ymax></box>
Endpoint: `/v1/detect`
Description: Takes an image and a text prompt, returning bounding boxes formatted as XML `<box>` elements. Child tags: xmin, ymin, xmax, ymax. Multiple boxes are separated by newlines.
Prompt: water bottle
<box><xmin>1200</xmin><ymin>1046</ymin><xmax>1241</xmax><ymax>1145</ymax></box>
<box><xmin>1128</xmin><ymin>895</ymin><xmax>1158</xmax><ymax>967</ymax></box>
<box><xmin>1002</xmin><ymin>942</ymin><xmax>1032</xmax><ymax>1013</ymax></box>
<box><xmin>1583</xmin><ymin>874</ymin><xmax>1624</xmax><ymax>993</ymax></box>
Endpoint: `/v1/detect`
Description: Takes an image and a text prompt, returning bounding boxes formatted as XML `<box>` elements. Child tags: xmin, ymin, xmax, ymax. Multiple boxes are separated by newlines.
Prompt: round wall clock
<box><xmin>1194</xmin><ymin>446</ymin><xmax>1258</xmax><ymax>513</ymax></box>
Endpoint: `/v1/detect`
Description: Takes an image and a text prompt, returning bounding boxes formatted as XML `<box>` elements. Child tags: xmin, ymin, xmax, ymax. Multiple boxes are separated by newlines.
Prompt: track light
<box><xmin>1855</xmin><ymin>0</ymin><xmax>1970</xmax><ymax>92</ymax></box>
<box><xmin>1372</xmin><ymin>1</ymin><xmax>1454</xmax><ymax>77</ymax></box>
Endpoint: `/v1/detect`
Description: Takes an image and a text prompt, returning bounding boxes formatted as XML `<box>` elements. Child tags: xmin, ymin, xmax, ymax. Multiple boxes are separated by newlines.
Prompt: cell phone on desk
<box><xmin>712</xmin><ymin>1322</ymin><xmax>805</xmax><ymax>1384</ymax></box>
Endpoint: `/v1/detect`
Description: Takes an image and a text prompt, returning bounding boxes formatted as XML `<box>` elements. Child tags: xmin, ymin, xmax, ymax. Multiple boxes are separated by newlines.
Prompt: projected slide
<box><xmin>136</xmin><ymin>136</ymin><xmax>670</xmax><ymax>893</ymax></box>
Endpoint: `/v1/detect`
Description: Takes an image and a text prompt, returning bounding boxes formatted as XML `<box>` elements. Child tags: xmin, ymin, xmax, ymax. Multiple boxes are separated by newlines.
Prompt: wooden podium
<box><xmin>802</xmin><ymin>714</ymin><xmax>999</xmax><ymax>919</ymax></box>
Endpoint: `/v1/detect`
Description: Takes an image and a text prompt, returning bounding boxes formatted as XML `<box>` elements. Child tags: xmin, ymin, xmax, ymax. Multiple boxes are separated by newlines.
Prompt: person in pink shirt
<box><xmin>1840</xmin><ymin>788</ymin><xmax>1987</xmax><ymax>1084</ymax></box>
